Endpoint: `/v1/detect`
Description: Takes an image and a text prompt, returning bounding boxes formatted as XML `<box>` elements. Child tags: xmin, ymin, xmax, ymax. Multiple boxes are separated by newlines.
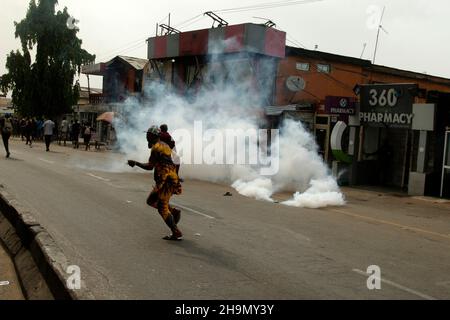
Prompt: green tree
<box><xmin>0</xmin><ymin>0</ymin><xmax>94</xmax><ymax>118</ymax></box>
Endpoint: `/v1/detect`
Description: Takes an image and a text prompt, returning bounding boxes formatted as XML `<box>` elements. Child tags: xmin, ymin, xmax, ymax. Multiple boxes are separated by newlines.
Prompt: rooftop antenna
<box><xmin>360</xmin><ymin>43</ymin><xmax>367</xmax><ymax>59</ymax></box>
<box><xmin>253</xmin><ymin>17</ymin><xmax>276</xmax><ymax>28</ymax></box>
<box><xmin>372</xmin><ymin>6</ymin><xmax>389</xmax><ymax>64</ymax></box>
<box><xmin>159</xmin><ymin>24</ymin><xmax>181</xmax><ymax>35</ymax></box>
<box><xmin>204</xmin><ymin>11</ymin><xmax>228</xmax><ymax>28</ymax></box>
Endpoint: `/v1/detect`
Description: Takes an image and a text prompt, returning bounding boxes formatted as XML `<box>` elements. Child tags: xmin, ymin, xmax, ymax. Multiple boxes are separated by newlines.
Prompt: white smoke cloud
<box><xmin>232</xmin><ymin>178</ymin><xmax>274</xmax><ymax>202</ymax></box>
<box><xmin>282</xmin><ymin>177</ymin><xmax>345</xmax><ymax>209</ymax></box>
<box><xmin>105</xmin><ymin>46</ymin><xmax>345</xmax><ymax>209</ymax></box>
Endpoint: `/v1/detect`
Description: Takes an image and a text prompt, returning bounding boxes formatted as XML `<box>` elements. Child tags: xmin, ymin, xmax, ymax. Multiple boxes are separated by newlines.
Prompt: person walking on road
<box><xmin>0</xmin><ymin>114</ymin><xmax>13</xmax><ymax>158</ymax></box>
<box><xmin>83</xmin><ymin>124</ymin><xmax>92</xmax><ymax>151</ymax></box>
<box><xmin>128</xmin><ymin>126</ymin><xmax>183</xmax><ymax>240</ymax></box>
<box><xmin>71</xmin><ymin>120</ymin><xmax>80</xmax><ymax>149</ymax></box>
<box><xmin>20</xmin><ymin>118</ymin><xmax>26</xmax><ymax>141</ymax></box>
<box><xmin>43</xmin><ymin>118</ymin><xmax>55</xmax><ymax>152</ymax></box>
<box><xmin>25</xmin><ymin>118</ymin><xmax>34</xmax><ymax>147</ymax></box>
<box><xmin>60</xmin><ymin>117</ymin><xmax>69</xmax><ymax>146</ymax></box>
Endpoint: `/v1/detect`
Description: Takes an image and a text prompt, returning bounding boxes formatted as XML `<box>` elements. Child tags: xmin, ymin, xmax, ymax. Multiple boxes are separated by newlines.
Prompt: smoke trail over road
<box><xmin>111</xmin><ymin>48</ymin><xmax>345</xmax><ymax>209</ymax></box>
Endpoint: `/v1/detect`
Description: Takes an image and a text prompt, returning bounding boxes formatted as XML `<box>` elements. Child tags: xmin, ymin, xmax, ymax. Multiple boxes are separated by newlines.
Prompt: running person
<box><xmin>0</xmin><ymin>114</ymin><xmax>13</xmax><ymax>158</ymax></box>
<box><xmin>128</xmin><ymin>126</ymin><xmax>183</xmax><ymax>240</ymax></box>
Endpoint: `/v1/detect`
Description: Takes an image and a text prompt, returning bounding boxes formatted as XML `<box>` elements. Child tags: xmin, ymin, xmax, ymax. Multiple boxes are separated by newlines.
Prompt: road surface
<box><xmin>1</xmin><ymin>138</ymin><xmax>450</xmax><ymax>299</ymax></box>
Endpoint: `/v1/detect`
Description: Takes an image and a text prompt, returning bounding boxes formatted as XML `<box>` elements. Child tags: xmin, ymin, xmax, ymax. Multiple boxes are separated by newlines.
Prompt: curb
<box><xmin>0</xmin><ymin>185</ymin><xmax>94</xmax><ymax>300</ymax></box>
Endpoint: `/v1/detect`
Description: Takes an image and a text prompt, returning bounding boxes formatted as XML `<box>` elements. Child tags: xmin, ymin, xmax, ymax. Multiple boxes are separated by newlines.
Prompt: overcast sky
<box><xmin>1</xmin><ymin>0</ymin><xmax>450</xmax><ymax>90</ymax></box>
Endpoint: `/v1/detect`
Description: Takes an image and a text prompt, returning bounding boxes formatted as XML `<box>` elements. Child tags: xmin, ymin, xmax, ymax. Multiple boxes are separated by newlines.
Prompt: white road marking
<box><xmin>38</xmin><ymin>158</ymin><xmax>55</xmax><ymax>164</ymax></box>
<box><xmin>86</xmin><ymin>173</ymin><xmax>111</xmax><ymax>182</ymax></box>
<box><xmin>0</xmin><ymin>281</ymin><xmax>10</xmax><ymax>286</ymax></box>
<box><xmin>352</xmin><ymin>269</ymin><xmax>437</xmax><ymax>300</ymax></box>
<box><xmin>172</xmin><ymin>203</ymin><xmax>215</xmax><ymax>220</ymax></box>
<box><xmin>330</xmin><ymin>209</ymin><xmax>450</xmax><ymax>241</ymax></box>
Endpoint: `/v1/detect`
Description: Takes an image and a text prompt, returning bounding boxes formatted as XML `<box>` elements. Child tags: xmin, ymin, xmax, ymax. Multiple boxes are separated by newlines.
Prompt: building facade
<box><xmin>276</xmin><ymin>47</ymin><xmax>450</xmax><ymax>197</ymax></box>
<box><xmin>143</xmin><ymin>24</ymin><xmax>450</xmax><ymax>196</ymax></box>
<box><xmin>94</xmin><ymin>22</ymin><xmax>449</xmax><ymax>197</ymax></box>
<box><xmin>80</xmin><ymin>55</ymin><xmax>150</xmax><ymax>143</ymax></box>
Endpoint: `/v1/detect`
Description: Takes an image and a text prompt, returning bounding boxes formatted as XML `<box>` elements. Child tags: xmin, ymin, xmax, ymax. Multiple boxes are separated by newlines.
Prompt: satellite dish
<box><xmin>286</xmin><ymin>76</ymin><xmax>306</xmax><ymax>92</ymax></box>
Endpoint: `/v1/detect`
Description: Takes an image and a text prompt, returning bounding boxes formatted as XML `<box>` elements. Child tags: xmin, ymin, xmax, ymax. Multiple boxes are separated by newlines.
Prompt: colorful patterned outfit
<box><xmin>146</xmin><ymin>141</ymin><xmax>182</xmax><ymax>230</ymax></box>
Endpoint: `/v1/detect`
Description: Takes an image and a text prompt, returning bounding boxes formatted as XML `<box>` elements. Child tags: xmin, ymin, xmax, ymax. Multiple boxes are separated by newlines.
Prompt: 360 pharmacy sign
<box><xmin>360</xmin><ymin>84</ymin><xmax>418</xmax><ymax>128</ymax></box>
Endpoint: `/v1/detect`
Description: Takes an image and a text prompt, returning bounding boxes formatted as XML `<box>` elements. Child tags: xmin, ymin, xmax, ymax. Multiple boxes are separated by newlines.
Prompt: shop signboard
<box><xmin>359</xmin><ymin>84</ymin><xmax>418</xmax><ymax>128</ymax></box>
<box><xmin>325</xmin><ymin>96</ymin><xmax>356</xmax><ymax>115</ymax></box>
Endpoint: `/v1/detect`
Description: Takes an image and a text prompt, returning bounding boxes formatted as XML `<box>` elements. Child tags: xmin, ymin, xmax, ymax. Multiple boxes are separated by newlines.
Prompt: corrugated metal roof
<box><xmin>116</xmin><ymin>56</ymin><xmax>149</xmax><ymax>70</ymax></box>
<box><xmin>81</xmin><ymin>62</ymin><xmax>106</xmax><ymax>75</ymax></box>
<box><xmin>78</xmin><ymin>87</ymin><xmax>103</xmax><ymax>99</ymax></box>
<box><xmin>265</xmin><ymin>105</ymin><xmax>299</xmax><ymax>116</ymax></box>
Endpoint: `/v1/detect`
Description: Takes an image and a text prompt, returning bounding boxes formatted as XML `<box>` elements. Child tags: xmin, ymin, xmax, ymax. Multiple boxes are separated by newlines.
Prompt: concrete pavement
<box><xmin>0</xmin><ymin>242</ymin><xmax>24</xmax><ymax>300</ymax></box>
<box><xmin>0</xmin><ymin>138</ymin><xmax>450</xmax><ymax>299</ymax></box>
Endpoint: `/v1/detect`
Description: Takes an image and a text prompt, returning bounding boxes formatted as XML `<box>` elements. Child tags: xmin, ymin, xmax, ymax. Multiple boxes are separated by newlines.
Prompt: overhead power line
<box><xmin>214</xmin><ymin>0</ymin><xmax>325</xmax><ymax>14</ymax></box>
<box><xmin>92</xmin><ymin>0</ymin><xmax>326</xmax><ymax>62</ymax></box>
<box><xmin>286</xmin><ymin>35</ymin><xmax>307</xmax><ymax>49</ymax></box>
<box><xmin>95</xmin><ymin>36</ymin><xmax>148</xmax><ymax>61</ymax></box>
<box><xmin>119</xmin><ymin>42</ymin><xmax>147</xmax><ymax>56</ymax></box>
<box><xmin>174</xmin><ymin>13</ymin><xmax>204</xmax><ymax>28</ymax></box>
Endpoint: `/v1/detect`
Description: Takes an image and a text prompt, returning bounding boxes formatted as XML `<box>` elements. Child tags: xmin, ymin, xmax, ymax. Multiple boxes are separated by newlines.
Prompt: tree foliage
<box><xmin>0</xmin><ymin>0</ymin><xmax>94</xmax><ymax>117</ymax></box>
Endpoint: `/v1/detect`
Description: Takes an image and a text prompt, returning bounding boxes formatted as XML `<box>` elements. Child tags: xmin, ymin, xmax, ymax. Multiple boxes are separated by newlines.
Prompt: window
<box><xmin>296</xmin><ymin>62</ymin><xmax>310</xmax><ymax>71</ymax></box>
<box><xmin>317</xmin><ymin>63</ymin><xmax>331</xmax><ymax>73</ymax></box>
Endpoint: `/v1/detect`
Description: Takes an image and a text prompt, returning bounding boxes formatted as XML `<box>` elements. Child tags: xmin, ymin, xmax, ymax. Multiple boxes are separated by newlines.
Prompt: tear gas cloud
<box><xmin>108</xmin><ymin>43</ymin><xmax>345</xmax><ymax>209</ymax></box>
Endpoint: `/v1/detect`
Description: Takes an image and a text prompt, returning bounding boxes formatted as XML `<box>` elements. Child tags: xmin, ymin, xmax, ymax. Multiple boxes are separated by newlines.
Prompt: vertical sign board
<box><xmin>359</xmin><ymin>84</ymin><xmax>418</xmax><ymax>128</ymax></box>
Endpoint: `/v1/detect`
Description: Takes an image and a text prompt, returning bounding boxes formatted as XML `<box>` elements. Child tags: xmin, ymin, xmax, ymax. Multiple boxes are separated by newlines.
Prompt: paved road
<box><xmin>1</xmin><ymin>138</ymin><xmax>450</xmax><ymax>299</ymax></box>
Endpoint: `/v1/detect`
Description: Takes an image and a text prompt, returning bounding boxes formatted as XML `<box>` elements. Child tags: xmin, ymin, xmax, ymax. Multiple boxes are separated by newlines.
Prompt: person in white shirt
<box><xmin>60</xmin><ymin>117</ymin><xmax>69</xmax><ymax>146</ymax></box>
<box><xmin>43</xmin><ymin>118</ymin><xmax>55</xmax><ymax>152</ymax></box>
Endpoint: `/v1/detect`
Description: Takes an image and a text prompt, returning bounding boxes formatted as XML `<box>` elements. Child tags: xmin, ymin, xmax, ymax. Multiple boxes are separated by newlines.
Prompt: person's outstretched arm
<box><xmin>128</xmin><ymin>160</ymin><xmax>154</xmax><ymax>171</ymax></box>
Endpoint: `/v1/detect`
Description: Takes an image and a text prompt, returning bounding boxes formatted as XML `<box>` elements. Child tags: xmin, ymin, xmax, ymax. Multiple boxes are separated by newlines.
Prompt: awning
<box><xmin>96</xmin><ymin>112</ymin><xmax>114</xmax><ymax>123</ymax></box>
<box><xmin>265</xmin><ymin>104</ymin><xmax>313</xmax><ymax>116</ymax></box>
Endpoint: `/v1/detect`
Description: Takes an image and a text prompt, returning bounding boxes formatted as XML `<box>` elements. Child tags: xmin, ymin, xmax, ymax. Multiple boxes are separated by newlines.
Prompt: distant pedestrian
<box><xmin>12</xmin><ymin>117</ymin><xmax>19</xmax><ymax>138</ymax></box>
<box><xmin>25</xmin><ymin>118</ymin><xmax>34</xmax><ymax>147</ymax></box>
<box><xmin>43</xmin><ymin>118</ymin><xmax>55</xmax><ymax>152</ymax></box>
<box><xmin>0</xmin><ymin>114</ymin><xmax>13</xmax><ymax>158</ymax></box>
<box><xmin>36</xmin><ymin>118</ymin><xmax>44</xmax><ymax>141</ymax></box>
<box><xmin>71</xmin><ymin>120</ymin><xmax>80</xmax><ymax>148</ymax></box>
<box><xmin>83</xmin><ymin>125</ymin><xmax>92</xmax><ymax>151</ymax></box>
<box><xmin>60</xmin><ymin>117</ymin><xmax>69</xmax><ymax>146</ymax></box>
<box><xmin>20</xmin><ymin>118</ymin><xmax>26</xmax><ymax>141</ymax></box>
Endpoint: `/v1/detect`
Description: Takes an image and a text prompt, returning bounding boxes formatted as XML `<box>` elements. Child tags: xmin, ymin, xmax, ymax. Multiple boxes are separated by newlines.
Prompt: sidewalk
<box><xmin>342</xmin><ymin>185</ymin><xmax>450</xmax><ymax>205</ymax></box>
<box><xmin>0</xmin><ymin>242</ymin><xmax>24</xmax><ymax>300</ymax></box>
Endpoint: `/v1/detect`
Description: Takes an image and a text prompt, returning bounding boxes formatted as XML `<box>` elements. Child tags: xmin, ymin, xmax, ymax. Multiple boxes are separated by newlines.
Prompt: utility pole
<box><xmin>373</xmin><ymin>6</ymin><xmax>388</xmax><ymax>64</ymax></box>
<box><xmin>360</xmin><ymin>43</ymin><xmax>367</xmax><ymax>59</ymax></box>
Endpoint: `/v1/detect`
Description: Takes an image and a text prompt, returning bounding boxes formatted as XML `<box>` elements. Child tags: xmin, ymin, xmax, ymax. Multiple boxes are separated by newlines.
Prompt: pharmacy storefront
<box><xmin>351</xmin><ymin>83</ymin><xmax>437</xmax><ymax>195</ymax></box>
